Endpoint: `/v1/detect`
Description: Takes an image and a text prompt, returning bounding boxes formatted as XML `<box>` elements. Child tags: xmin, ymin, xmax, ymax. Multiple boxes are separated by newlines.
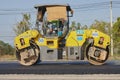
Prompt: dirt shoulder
<box><xmin>0</xmin><ymin>55</ymin><xmax>16</xmax><ymax>61</ymax></box>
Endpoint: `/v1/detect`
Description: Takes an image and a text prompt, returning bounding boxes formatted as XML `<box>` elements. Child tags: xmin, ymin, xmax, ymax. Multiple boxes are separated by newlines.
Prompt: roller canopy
<box><xmin>34</xmin><ymin>4</ymin><xmax>72</xmax><ymax>11</ymax></box>
<box><xmin>34</xmin><ymin>4</ymin><xmax>73</xmax><ymax>21</ymax></box>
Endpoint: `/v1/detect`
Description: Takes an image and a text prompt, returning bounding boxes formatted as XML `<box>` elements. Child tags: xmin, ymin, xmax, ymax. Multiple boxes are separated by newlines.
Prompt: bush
<box><xmin>0</xmin><ymin>40</ymin><xmax>15</xmax><ymax>56</ymax></box>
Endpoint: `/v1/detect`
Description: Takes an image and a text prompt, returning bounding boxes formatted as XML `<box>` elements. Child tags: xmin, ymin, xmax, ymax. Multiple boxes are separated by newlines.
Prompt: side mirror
<box><xmin>68</xmin><ymin>10</ymin><xmax>73</xmax><ymax>17</ymax></box>
<box><xmin>71</xmin><ymin>10</ymin><xmax>73</xmax><ymax>16</ymax></box>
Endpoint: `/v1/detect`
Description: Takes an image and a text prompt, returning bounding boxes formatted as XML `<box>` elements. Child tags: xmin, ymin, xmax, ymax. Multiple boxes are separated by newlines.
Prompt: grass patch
<box><xmin>0</xmin><ymin>55</ymin><xmax>16</xmax><ymax>61</ymax></box>
<box><xmin>111</xmin><ymin>53</ymin><xmax>120</xmax><ymax>60</ymax></box>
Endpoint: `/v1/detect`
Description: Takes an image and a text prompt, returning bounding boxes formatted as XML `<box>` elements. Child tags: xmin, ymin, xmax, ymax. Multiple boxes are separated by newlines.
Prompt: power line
<box><xmin>72</xmin><ymin>2</ymin><xmax>110</xmax><ymax>10</ymax></box>
<box><xmin>0</xmin><ymin>1</ymin><xmax>119</xmax><ymax>12</ymax></box>
<box><xmin>0</xmin><ymin>36</ymin><xmax>15</xmax><ymax>37</ymax></box>
<box><xmin>0</xmin><ymin>8</ymin><xmax>34</xmax><ymax>11</ymax></box>
<box><xmin>74</xmin><ymin>8</ymin><xmax>109</xmax><ymax>12</ymax></box>
<box><xmin>72</xmin><ymin>2</ymin><xmax>109</xmax><ymax>7</ymax></box>
<box><xmin>73</xmin><ymin>2</ymin><xmax>120</xmax><ymax>10</ymax></box>
<box><xmin>0</xmin><ymin>1</ymin><xmax>119</xmax><ymax>15</ymax></box>
<box><xmin>0</xmin><ymin>11</ymin><xmax>36</xmax><ymax>15</ymax></box>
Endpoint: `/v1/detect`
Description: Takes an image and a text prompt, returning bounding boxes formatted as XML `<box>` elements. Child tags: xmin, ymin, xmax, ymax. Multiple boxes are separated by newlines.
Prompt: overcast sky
<box><xmin>0</xmin><ymin>0</ymin><xmax>120</xmax><ymax>45</ymax></box>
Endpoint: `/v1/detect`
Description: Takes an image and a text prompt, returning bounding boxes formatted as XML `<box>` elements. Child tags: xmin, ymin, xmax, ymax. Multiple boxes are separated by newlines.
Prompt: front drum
<box><xmin>86</xmin><ymin>45</ymin><xmax>109</xmax><ymax>65</ymax></box>
<box><xmin>16</xmin><ymin>44</ymin><xmax>40</xmax><ymax>66</ymax></box>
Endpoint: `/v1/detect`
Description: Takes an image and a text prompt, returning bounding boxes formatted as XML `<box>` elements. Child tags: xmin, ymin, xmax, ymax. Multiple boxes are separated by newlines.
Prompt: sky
<box><xmin>0</xmin><ymin>0</ymin><xmax>120</xmax><ymax>46</ymax></box>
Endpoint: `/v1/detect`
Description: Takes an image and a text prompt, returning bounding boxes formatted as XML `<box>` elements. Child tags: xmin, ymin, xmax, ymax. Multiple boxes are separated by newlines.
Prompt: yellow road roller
<box><xmin>14</xmin><ymin>4</ymin><xmax>110</xmax><ymax>66</ymax></box>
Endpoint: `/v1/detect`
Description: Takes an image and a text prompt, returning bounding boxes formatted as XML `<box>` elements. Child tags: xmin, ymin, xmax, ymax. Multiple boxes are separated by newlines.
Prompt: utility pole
<box><xmin>110</xmin><ymin>0</ymin><xmax>113</xmax><ymax>56</ymax></box>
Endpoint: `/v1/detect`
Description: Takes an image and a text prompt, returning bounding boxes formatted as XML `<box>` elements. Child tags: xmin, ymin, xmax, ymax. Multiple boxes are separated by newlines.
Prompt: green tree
<box><xmin>77</xmin><ymin>22</ymin><xmax>81</xmax><ymax>29</ymax></box>
<box><xmin>113</xmin><ymin>17</ymin><xmax>120</xmax><ymax>54</ymax></box>
<box><xmin>0</xmin><ymin>40</ymin><xmax>14</xmax><ymax>55</ymax></box>
<box><xmin>13</xmin><ymin>14</ymin><xmax>31</xmax><ymax>35</ymax></box>
<box><xmin>81</xmin><ymin>25</ymin><xmax>88</xmax><ymax>29</ymax></box>
<box><xmin>113</xmin><ymin>17</ymin><xmax>120</xmax><ymax>42</ymax></box>
<box><xmin>70</xmin><ymin>21</ymin><xmax>76</xmax><ymax>30</ymax></box>
<box><xmin>90</xmin><ymin>20</ymin><xmax>110</xmax><ymax>35</ymax></box>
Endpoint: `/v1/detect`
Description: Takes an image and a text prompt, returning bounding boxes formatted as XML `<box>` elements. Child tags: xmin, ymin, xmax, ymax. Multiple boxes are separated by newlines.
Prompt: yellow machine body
<box><xmin>14</xmin><ymin>29</ymin><xmax>110</xmax><ymax>57</ymax></box>
<box><xmin>35</xmin><ymin>37</ymin><xmax>59</xmax><ymax>49</ymax></box>
<box><xmin>14</xmin><ymin>4</ymin><xmax>110</xmax><ymax>66</ymax></box>
<box><xmin>66</xmin><ymin>29</ymin><xmax>110</xmax><ymax>48</ymax></box>
<box><xmin>14</xmin><ymin>30</ymin><xmax>39</xmax><ymax>50</ymax></box>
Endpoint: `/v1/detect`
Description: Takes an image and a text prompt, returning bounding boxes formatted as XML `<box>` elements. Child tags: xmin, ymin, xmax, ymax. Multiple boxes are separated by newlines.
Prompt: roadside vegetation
<box><xmin>0</xmin><ymin>40</ymin><xmax>15</xmax><ymax>61</ymax></box>
<box><xmin>0</xmin><ymin>40</ymin><xmax>14</xmax><ymax>56</ymax></box>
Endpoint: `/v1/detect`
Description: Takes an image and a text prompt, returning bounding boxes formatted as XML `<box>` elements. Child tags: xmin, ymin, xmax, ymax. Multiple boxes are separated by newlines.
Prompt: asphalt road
<box><xmin>0</xmin><ymin>60</ymin><xmax>120</xmax><ymax>74</ymax></box>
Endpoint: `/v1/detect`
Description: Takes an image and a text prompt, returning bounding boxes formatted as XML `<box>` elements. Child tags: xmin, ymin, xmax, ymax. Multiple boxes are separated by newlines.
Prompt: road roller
<box><xmin>14</xmin><ymin>4</ymin><xmax>110</xmax><ymax>66</ymax></box>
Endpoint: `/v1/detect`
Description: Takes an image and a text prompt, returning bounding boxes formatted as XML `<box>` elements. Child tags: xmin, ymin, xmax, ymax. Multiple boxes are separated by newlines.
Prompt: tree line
<box><xmin>0</xmin><ymin>40</ymin><xmax>14</xmax><ymax>56</ymax></box>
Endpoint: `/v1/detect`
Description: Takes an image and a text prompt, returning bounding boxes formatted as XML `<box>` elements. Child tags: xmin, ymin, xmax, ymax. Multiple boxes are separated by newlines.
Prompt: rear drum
<box><xmin>86</xmin><ymin>45</ymin><xmax>109</xmax><ymax>65</ymax></box>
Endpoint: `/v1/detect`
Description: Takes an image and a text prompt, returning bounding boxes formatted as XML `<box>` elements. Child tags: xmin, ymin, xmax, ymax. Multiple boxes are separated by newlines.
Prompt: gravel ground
<box><xmin>0</xmin><ymin>74</ymin><xmax>120</xmax><ymax>80</ymax></box>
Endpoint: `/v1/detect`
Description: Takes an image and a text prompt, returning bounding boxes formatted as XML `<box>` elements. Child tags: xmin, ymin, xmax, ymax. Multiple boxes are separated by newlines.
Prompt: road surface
<box><xmin>0</xmin><ymin>60</ymin><xmax>120</xmax><ymax>74</ymax></box>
